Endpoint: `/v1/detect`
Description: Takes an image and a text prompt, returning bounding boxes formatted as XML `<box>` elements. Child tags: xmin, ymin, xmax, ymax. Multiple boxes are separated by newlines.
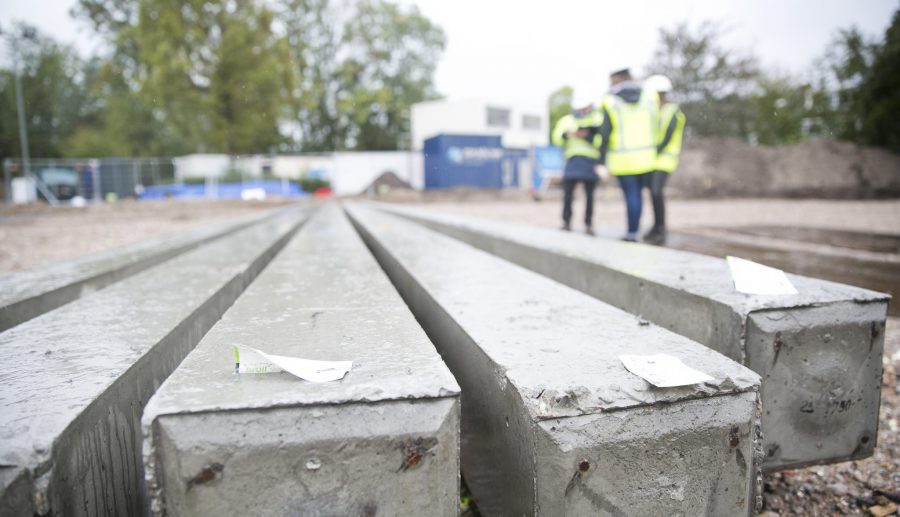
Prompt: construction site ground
<box><xmin>1</xmin><ymin>194</ymin><xmax>898</xmax><ymax>516</ymax></box>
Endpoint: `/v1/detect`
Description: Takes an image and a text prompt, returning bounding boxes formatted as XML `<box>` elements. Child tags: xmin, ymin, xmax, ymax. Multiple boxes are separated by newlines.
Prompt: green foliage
<box><xmin>299</xmin><ymin>176</ymin><xmax>330</xmax><ymax>192</ymax></box>
<box><xmin>57</xmin><ymin>0</ymin><xmax>444</xmax><ymax>156</ymax></box>
<box><xmin>645</xmin><ymin>21</ymin><xmax>760</xmax><ymax>141</ymax></box>
<box><xmin>281</xmin><ymin>0</ymin><xmax>445</xmax><ymax>151</ymax></box>
<box><xmin>0</xmin><ymin>24</ymin><xmax>90</xmax><ymax>159</ymax></box>
<box><xmin>819</xmin><ymin>12</ymin><xmax>900</xmax><ymax>152</ymax></box>
<box><xmin>131</xmin><ymin>0</ymin><xmax>291</xmax><ymax>154</ymax></box>
<box><xmin>644</xmin><ymin>16</ymin><xmax>900</xmax><ymax>150</ymax></box>
<box><xmin>547</xmin><ymin>85</ymin><xmax>572</xmax><ymax>143</ymax></box>
<box><xmin>749</xmin><ymin>75</ymin><xmax>809</xmax><ymax>146</ymax></box>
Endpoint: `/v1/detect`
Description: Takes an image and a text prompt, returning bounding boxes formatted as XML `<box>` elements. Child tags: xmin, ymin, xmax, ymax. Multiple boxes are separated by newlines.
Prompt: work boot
<box><xmin>643</xmin><ymin>228</ymin><xmax>666</xmax><ymax>245</ymax></box>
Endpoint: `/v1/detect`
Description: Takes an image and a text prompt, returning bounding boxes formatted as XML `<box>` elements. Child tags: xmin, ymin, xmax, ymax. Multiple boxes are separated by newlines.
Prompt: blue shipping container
<box><xmin>424</xmin><ymin>134</ymin><xmax>504</xmax><ymax>189</ymax></box>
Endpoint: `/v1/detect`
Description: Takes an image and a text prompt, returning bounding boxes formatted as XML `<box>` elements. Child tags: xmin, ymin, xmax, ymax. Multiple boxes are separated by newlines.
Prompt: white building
<box><xmin>411</xmin><ymin>99</ymin><xmax>548</xmax><ymax>150</ymax></box>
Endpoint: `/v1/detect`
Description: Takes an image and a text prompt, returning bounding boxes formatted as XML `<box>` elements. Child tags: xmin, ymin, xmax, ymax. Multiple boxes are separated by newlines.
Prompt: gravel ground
<box><xmin>0</xmin><ymin>199</ymin><xmax>287</xmax><ymax>272</ymax></box>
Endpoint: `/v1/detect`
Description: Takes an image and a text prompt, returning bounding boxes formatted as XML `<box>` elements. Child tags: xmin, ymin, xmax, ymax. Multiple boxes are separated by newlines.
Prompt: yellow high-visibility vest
<box><xmin>551</xmin><ymin>111</ymin><xmax>602</xmax><ymax>160</ymax></box>
<box><xmin>655</xmin><ymin>102</ymin><xmax>686</xmax><ymax>173</ymax></box>
<box><xmin>602</xmin><ymin>89</ymin><xmax>658</xmax><ymax>175</ymax></box>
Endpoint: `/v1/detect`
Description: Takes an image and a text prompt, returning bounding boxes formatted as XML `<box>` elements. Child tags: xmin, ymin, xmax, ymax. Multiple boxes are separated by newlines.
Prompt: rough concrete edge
<box><xmin>0</xmin><ymin>205</ymin><xmax>294</xmax><ymax>333</ymax></box>
<box><xmin>30</xmin><ymin>208</ymin><xmax>311</xmax><ymax>517</ymax></box>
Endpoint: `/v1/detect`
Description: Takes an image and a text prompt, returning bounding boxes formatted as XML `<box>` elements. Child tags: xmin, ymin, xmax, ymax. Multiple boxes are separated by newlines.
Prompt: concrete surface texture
<box><xmin>142</xmin><ymin>204</ymin><xmax>460</xmax><ymax>517</ymax></box>
<box><xmin>0</xmin><ymin>208</ymin><xmax>307</xmax><ymax>517</ymax></box>
<box><xmin>0</xmin><ymin>208</ymin><xmax>274</xmax><ymax>332</ymax></box>
<box><xmin>346</xmin><ymin>203</ymin><xmax>762</xmax><ymax>516</ymax></box>
<box><xmin>377</xmin><ymin>203</ymin><xmax>890</xmax><ymax>472</ymax></box>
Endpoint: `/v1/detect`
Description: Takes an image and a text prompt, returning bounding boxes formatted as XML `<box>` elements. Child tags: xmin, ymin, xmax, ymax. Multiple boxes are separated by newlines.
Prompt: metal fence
<box><xmin>3</xmin><ymin>157</ymin><xmax>177</xmax><ymax>204</ymax></box>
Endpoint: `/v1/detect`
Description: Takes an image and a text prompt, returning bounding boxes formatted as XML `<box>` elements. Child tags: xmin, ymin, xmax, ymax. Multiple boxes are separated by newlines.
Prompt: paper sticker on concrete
<box><xmin>233</xmin><ymin>344</ymin><xmax>352</xmax><ymax>382</ymax></box>
<box><xmin>620</xmin><ymin>353</ymin><xmax>714</xmax><ymax>388</ymax></box>
<box><xmin>726</xmin><ymin>256</ymin><xmax>798</xmax><ymax>296</ymax></box>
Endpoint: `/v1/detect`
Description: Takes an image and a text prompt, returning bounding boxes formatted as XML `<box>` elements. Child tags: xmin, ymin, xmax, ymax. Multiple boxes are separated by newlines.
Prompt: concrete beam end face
<box><xmin>150</xmin><ymin>399</ymin><xmax>459</xmax><ymax>517</ymax></box>
<box><xmin>746</xmin><ymin>301</ymin><xmax>888</xmax><ymax>470</ymax></box>
<box><xmin>536</xmin><ymin>391</ymin><xmax>759</xmax><ymax>516</ymax></box>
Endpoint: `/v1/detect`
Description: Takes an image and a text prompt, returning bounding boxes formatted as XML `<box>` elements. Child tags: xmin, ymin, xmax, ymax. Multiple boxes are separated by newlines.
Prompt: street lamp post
<box><xmin>13</xmin><ymin>53</ymin><xmax>31</xmax><ymax>183</ymax></box>
<box><xmin>2</xmin><ymin>25</ymin><xmax>58</xmax><ymax>205</ymax></box>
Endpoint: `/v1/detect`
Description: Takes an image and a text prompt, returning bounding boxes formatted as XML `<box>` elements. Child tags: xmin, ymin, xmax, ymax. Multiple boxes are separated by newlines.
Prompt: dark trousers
<box><xmin>646</xmin><ymin>171</ymin><xmax>669</xmax><ymax>231</ymax></box>
<box><xmin>562</xmin><ymin>178</ymin><xmax>597</xmax><ymax>226</ymax></box>
<box><xmin>617</xmin><ymin>174</ymin><xmax>648</xmax><ymax>234</ymax></box>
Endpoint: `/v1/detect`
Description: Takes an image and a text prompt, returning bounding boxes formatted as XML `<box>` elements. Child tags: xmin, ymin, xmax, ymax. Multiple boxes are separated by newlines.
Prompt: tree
<box><xmin>75</xmin><ymin>0</ymin><xmax>293</xmax><ymax>154</ymax></box>
<box><xmin>645</xmin><ymin>21</ymin><xmax>760</xmax><ymax>140</ymax></box>
<box><xmin>547</xmin><ymin>86</ymin><xmax>572</xmax><ymax>143</ymax></box>
<box><xmin>135</xmin><ymin>0</ymin><xmax>292</xmax><ymax>153</ymax></box>
<box><xmin>0</xmin><ymin>23</ymin><xmax>90</xmax><ymax>159</ymax></box>
<box><xmin>62</xmin><ymin>57</ymin><xmax>185</xmax><ymax>157</ymax></box>
<box><xmin>75</xmin><ymin>0</ymin><xmax>445</xmax><ymax>153</ymax></box>
<box><xmin>280</xmin><ymin>0</ymin><xmax>445</xmax><ymax>151</ymax></box>
<box><xmin>815</xmin><ymin>9</ymin><xmax>900</xmax><ymax>153</ymax></box>
<box><xmin>748</xmin><ymin>75</ymin><xmax>809</xmax><ymax>146</ymax></box>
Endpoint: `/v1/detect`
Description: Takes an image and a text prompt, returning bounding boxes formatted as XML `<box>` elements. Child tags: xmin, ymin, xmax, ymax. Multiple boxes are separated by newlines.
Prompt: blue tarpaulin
<box><xmin>138</xmin><ymin>180</ymin><xmax>307</xmax><ymax>200</ymax></box>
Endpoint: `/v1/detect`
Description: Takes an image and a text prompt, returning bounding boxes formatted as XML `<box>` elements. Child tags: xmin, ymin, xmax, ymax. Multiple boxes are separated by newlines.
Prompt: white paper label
<box><xmin>234</xmin><ymin>345</ymin><xmax>352</xmax><ymax>382</ymax></box>
<box><xmin>620</xmin><ymin>353</ymin><xmax>714</xmax><ymax>388</ymax></box>
<box><xmin>726</xmin><ymin>256</ymin><xmax>798</xmax><ymax>296</ymax></box>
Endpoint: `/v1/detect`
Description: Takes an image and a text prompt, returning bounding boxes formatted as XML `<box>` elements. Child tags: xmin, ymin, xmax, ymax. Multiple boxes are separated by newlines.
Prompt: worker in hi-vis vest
<box><xmin>551</xmin><ymin>91</ymin><xmax>603</xmax><ymax>236</ymax></box>
<box><xmin>642</xmin><ymin>74</ymin><xmax>686</xmax><ymax>245</ymax></box>
<box><xmin>597</xmin><ymin>68</ymin><xmax>660</xmax><ymax>242</ymax></box>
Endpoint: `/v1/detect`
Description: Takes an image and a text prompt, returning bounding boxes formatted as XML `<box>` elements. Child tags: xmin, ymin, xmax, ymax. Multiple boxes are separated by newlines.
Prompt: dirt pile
<box><xmin>671</xmin><ymin>137</ymin><xmax>900</xmax><ymax>198</ymax></box>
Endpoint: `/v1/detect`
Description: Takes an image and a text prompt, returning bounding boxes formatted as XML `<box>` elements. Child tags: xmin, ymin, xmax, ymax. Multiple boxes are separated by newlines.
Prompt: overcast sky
<box><xmin>1</xmin><ymin>0</ymin><xmax>896</xmax><ymax>105</ymax></box>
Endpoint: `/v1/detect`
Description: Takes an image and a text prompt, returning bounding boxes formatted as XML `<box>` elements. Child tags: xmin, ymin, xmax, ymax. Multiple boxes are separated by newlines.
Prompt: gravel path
<box><xmin>0</xmin><ymin>199</ymin><xmax>285</xmax><ymax>272</ymax></box>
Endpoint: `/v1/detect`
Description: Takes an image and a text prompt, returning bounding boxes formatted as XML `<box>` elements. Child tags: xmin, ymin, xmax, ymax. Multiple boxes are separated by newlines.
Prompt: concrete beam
<box><xmin>142</xmin><ymin>204</ymin><xmax>460</xmax><ymax>517</ymax></box>
<box><xmin>0</xmin><ymin>208</ymin><xmax>308</xmax><ymax>517</ymax></box>
<box><xmin>375</xmin><ymin>203</ymin><xmax>890</xmax><ymax>471</ymax></box>
<box><xmin>0</xmin><ymin>208</ymin><xmax>279</xmax><ymax>332</ymax></box>
<box><xmin>346</xmin><ymin>203</ymin><xmax>762</xmax><ymax>516</ymax></box>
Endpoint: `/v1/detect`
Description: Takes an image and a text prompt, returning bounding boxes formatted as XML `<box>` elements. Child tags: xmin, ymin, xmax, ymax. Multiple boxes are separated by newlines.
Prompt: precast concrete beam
<box><xmin>376</xmin><ymin>203</ymin><xmax>890</xmax><ymax>471</ymax></box>
<box><xmin>0</xmin><ymin>208</ymin><xmax>308</xmax><ymax>517</ymax></box>
<box><xmin>345</xmin><ymin>203</ymin><xmax>762</xmax><ymax>516</ymax></box>
<box><xmin>142</xmin><ymin>204</ymin><xmax>460</xmax><ymax>517</ymax></box>
<box><xmin>0</xmin><ymin>207</ymin><xmax>281</xmax><ymax>332</ymax></box>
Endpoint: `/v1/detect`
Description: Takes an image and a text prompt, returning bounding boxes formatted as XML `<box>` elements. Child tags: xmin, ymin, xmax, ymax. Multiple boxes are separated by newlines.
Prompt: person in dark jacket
<box><xmin>596</xmin><ymin>68</ymin><xmax>659</xmax><ymax>242</ymax></box>
<box><xmin>551</xmin><ymin>91</ymin><xmax>603</xmax><ymax>235</ymax></box>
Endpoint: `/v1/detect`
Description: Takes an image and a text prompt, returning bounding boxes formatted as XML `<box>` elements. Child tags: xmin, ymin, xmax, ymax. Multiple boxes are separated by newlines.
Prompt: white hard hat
<box><xmin>572</xmin><ymin>90</ymin><xmax>596</xmax><ymax>110</ymax></box>
<box><xmin>644</xmin><ymin>74</ymin><xmax>673</xmax><ymax>93</ymax></box>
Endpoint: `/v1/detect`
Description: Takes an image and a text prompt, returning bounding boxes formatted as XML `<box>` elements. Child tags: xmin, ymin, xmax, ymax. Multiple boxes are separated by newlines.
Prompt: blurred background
<box><xmin>0</xmin><ymin>0</ymin><xmax>898</xmax><ymax>202</ymax></box>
